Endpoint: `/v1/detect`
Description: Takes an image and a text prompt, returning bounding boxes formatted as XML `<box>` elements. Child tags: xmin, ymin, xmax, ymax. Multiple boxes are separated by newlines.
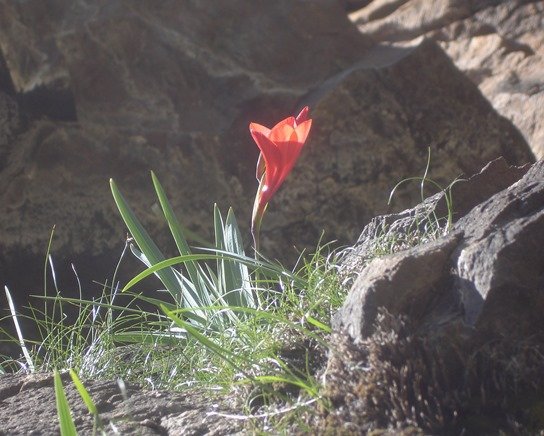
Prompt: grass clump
<box><xmin>338</xmin><ymin>149</ymin><xmax>460</xmax><ymax>282</ymax></box>
<box><xmin>1</xmin><ymin>242</ymin><xmax>344</xmax><ymax>431</ymax></box>
<box><xmin>1</xmin><ymin>171</ymin><xmax>348</xmax><ymax>433</ymax></box>
<box><xmin>370</xmin><ymin>148</ymin><xmax>459</xmax><ymax>257</ymax></box>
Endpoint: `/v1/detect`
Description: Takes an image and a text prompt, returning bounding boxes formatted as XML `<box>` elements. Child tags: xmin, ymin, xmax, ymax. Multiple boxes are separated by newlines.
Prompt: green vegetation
<box><xmin>54</xmin><ymin>369</ymin><xmax>78</xmax><ymax>436</ymax></box>
<box><xmin>1</xmin><ymin>172</ymin><xmax>349</xmax><ymax>432</ymax></box>
<box><xmin>357</xmin><ymin>149</ymin><xmax>459</xmax><ymax>262</ymax></box>
<box><xmin>1</xmin><ymin>159</ymin><xmax>455</xmax><ymax>432</ymax></box>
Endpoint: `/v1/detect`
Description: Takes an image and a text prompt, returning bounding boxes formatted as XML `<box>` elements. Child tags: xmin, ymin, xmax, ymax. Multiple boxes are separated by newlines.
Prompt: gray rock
<box><xmin>325</xmin><ymin>158</ymin><xmax>544</xmax><ymax>433</ymax></box>
<box><xmin>453</xmin><ymin>158</ymin><xmax>544</xmax><ymax>335</ymax></box>
<box><xmin>338</xmin><ymin>156</ymin><xmax>531</xmax><ymax>280</ymax></box>
<box><xmin>335</xmin><ymin>232</ymin><xmax>461</xmax><ymax>340</ymax></box>
<box><xmin>334</xmin><ymin>158</ymin><xmax>544</xmax><ymax>342</ymax></box>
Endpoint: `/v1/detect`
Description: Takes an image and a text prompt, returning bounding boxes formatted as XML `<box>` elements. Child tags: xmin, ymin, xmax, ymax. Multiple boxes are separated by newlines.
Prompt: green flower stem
<box><xmin>251</xmin><ymin>204</ymin><xmax>264</xmax><ymax>256</ymax></box>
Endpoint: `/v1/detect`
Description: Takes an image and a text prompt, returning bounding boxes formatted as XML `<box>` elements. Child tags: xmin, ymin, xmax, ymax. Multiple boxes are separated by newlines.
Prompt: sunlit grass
<box><xmin>1</xmin><ymin>239</ymin><xmax>343</xmax><ymax>383</ymax></box>
<box><xmin>1</xmin><ymin>233</ymin><xmax>344</xmax><ymax>436</ymax></box>
<box><xmin>0</xmin><ymin>155</ymin><xmax>456</xmax><ymax>432</ymax></box>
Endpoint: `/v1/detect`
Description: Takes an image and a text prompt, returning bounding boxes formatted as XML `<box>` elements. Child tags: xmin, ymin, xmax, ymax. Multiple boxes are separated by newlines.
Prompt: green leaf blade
<box><xmin>110</xmin><ymin>178</ymin><xmax>182</xmax><ymax>301</ymax></box>
<box><xmin>54</xmin><ymin>370</ymin><xmax>78</xmax><ymax>436</ymax></box>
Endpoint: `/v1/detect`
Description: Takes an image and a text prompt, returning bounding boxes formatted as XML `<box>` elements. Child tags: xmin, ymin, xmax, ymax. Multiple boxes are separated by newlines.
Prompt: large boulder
<box><xmin>335</xmin><ymin>157</ymin><xmax>544</xmax><ymax>341</ymax></box>
<box><xmin>0</xmin><ymin>0</ymin><xmax>372</xmax><ymax>303</ymax></box>
<box><xmin>327</xmin><ymin>158</ymin><xmax>544</xmax><ymax>433</ymax></box>
<box><xmin>273</xmin><ymin>40</ymin><xmax>532</xmax><ymax>255</ymax></box>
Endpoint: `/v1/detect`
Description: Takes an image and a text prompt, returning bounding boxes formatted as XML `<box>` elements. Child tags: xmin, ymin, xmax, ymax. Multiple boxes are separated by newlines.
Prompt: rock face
<box><xmin>350</xmin><ymin>0</ymin><xmax>544</xmax><ymax>159</ymax></box>
<box><xmin>327</xmin><ymin>158</ymin><xmax>544</xmax><ymax>433</ymax></box>
<box><xmin>335</xmin><ymin>157</ymin><xmax>544</xmax><ymax>342</ymax></box>
<box><xmin>0</xmin><ymin>372</ymin><xmax>241</xmax><ymax>435</ymax></box>
<box><xmin>0</xmin><ymin>2</ymin><xmax>534</xmax><ymax>322</ymax></box>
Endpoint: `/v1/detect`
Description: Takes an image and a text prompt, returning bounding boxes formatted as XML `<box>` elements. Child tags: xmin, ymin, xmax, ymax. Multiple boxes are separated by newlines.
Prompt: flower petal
<box><xmin>249</xmin><ymin>122</ymin><xmax>271</xmax><ymax>138</ymax></box>
<box><xmin>271</xmin><ymin>116</ymin><xmax>296</xmax><ymax>130</ymax></box>
<box><xmin>294</xmin><ymin>119</ymin><xmax>312</xmax><ymax>144</ymax></box>
<box><xmin>270</xmin><ymin>122</ymin><xmax>296</xmax><ymax>143</ymax></box>
<box><xmin>295</xmin><ymin>106</ymin><xmax>309</xmax><ymax>125</ymax></box>
<box><xmin>276</xmin><ymin>132</ymin><xmax>305</xmax><ymax>182</ymax></box>
<box><xmin>250</xmin><ymin>130</ymin><xmax>280</xmax><ymax>163</ymax></box>
<box><xmin>250</xmin><ymin>130</ymin><xmax>281</xmax><ymax>189</ymax></box>
<box><xmin>249</xmin><ymin>107</ymin><xmax>312</xmax><ymax>216</ymax></box>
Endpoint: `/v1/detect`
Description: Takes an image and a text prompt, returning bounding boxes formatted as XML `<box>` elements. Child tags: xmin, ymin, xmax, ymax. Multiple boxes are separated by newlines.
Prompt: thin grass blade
<box><xmin>151</xmin><ymin>172</ymin><xmax>204</xmax><ymax>291</ymax></box>
<box><xmin>162</xmin><ymin>305</ymin><xmax>242</xmax><ymax>371</ymax></box>
<box><xmin>4</xmin><ymin>286</ymin><xmax>35</xmax><ymax>372</ymax></box>
<box><xmin>54</xmin><ymin>370</ymin><xmax>78</xmax><ymax>436</ymax></box>
<box><xmin>69</xmin><ymin>369</ymin><xmax>97</xmax><ymax>415</ymax></box>
<box><xmin>121</xmin><ymin>252</ymin><xmax>306</xmax><ymax>293</ymax></box>
<box><xmin>222</xmin><ymin>208</ymin><xmax>254</xmax><ymax>308</ymax></box>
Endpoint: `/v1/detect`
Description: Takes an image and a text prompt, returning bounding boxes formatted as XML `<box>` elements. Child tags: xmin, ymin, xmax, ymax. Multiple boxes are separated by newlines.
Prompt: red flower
<box><xmin>249</xmin><ymin>106</ymin><xmax>312</xmax><ymax>250</ymax></box>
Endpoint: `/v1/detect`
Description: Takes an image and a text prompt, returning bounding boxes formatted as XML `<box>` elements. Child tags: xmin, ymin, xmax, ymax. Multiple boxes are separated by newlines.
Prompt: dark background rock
<box><xmin>238</xmin><ymin>39</ymin><xmax>533</xmax><ymax>258</ymax></box>
<box><xmin>0</xmin><ymin>0</ymin><xmax>373</xmax><ymax>336</ymax></box>
<box><xmin>0</xmin><ymin>1</ymin><xmax>534</xmax><ymax>351</ymax></box>
<box><xmin>350</xmin><ymin>0</ymin><xmax>544</xmax><ymax>158</ymax></box>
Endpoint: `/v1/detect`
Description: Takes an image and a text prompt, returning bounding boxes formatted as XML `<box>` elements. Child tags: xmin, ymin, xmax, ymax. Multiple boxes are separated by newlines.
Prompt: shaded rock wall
<box><xmin>266</xmin><ymin>40</ymin><xmax>532</xmax><ymax>255</ymax></box>
<box><xmin>0</xmin><ymin>0</ymin><xmax>372</xmax><ymax>301</ymax></box>
<box><xmin>350</xmin><ymin>0</ymin><xmax>544</xmax><ymax>158</ymax></box>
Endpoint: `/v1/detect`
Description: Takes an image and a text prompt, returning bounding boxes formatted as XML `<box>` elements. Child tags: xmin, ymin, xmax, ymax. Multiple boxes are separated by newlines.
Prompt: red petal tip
<box><xmin>295</xmin><ymin>106</ymin><xmax>310</xmax><ymax>125</ymax></box>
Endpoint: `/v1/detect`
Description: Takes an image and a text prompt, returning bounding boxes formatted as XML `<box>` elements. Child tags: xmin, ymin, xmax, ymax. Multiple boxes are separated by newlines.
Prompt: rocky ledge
<box><xmin>325</xmin><ymin>157</ymin><xmax>544</xmax><ymax>434</ymax></box>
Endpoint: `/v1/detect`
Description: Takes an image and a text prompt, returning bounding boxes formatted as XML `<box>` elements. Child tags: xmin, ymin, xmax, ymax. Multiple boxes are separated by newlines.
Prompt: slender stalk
<box><xmin>251</xmin><ymin>177</ymin><xmax>268</xmax><ymax>258</ymax></box>
<box><xmin>251</xmin><ymin>211</ymin><xmax>262</xmax><ymax>256</ymax></box>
